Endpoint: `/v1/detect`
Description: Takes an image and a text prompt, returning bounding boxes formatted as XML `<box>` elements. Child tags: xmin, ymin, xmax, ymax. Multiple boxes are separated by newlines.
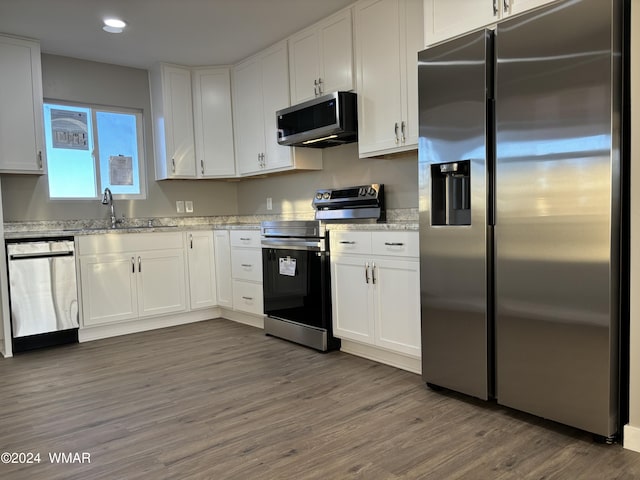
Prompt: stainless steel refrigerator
<box><xmin>418</xmin><ymin>0</ymin><xmax>623</xmax><ymax>439</ymax></box>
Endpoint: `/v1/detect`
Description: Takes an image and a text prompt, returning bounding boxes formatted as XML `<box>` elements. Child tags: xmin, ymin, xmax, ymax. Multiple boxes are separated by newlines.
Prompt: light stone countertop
<box><xmin>3</xmin><ymin>209</ymin><xmax>418</xmax><ymax>239</ymax></box>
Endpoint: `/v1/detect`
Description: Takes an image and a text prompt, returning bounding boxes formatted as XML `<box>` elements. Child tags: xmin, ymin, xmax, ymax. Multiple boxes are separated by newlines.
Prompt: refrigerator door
<box><xmin>418</xmin><ymin>30</ymin><xmax>493</xmax><ymax>400</ymax></box>
<box><xmin>495</xmin><ymin>0</ymin><xmax>620</xmax><ymax>437</ymax></box>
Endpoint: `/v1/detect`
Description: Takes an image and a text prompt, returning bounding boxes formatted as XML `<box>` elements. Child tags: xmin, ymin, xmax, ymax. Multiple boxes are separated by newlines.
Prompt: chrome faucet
<box><xmin>101</xmin><ymin>187</ymin><xmax>117</xmax><ymax>229</ymax></box>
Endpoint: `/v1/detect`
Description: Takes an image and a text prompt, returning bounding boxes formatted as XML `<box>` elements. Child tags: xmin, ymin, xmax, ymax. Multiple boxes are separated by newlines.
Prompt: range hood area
<box><xmin>276</xmin><ymin>91</ymin><xmax>357</xmax><ymax>148</ymax></box>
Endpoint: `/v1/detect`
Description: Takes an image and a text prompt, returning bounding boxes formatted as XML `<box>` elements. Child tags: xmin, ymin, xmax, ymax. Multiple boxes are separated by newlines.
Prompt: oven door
<box><xmin>261</xmin><ymin>245</ymin><xmax>330</xmax><ymax>330</ymax></box>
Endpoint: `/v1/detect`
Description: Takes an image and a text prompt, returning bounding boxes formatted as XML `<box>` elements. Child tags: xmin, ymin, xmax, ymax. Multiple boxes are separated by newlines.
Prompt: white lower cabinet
<box><xmin>229</xmin><ymin>230</ymin><xmax>263</xmax><ymax>315</ymax></box>
<box><xmin>186</xmin><ymin>231</ymin><xmax>217</xmax><ymax>310</ymax></box>
<box><xmin>78</xmin><ymin>232</ymin><xmax>188</xmax><ymax>327</ymax></box>
<box><xmin>330</xmin><ymin>230</ymin><xmax>420</xmax><ymax>358</ymax></box>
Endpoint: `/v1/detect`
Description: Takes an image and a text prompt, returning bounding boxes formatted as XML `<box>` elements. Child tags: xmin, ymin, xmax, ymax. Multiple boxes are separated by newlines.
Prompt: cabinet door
<box><xmin>186</xmin><ymin>231</ymin><xmax>217</xmax><ymax>310</ymax></box>
<box><xmin>162</xmin><ymin>65</ymin><xmax>196</xmax><ymax>177</ymax></box>
<box><xmin>319</xmin><ymin>9</ymin><xmax>354</xmax><ymax>95</ymax></box>
<box><xmin>80</xmin><ymin>254</ymin><xmax>138</xmax><ymax>326</ymax></box>
<box><xmin>331</xmin><ymin>255</ymin><xmax>374</xmax><ymax>344</ymax></box>
<box><xmin>192</xmin><ymin>67</ymin><xmax>236</xmax><ymax>178</ymax></box>
<box><xmin>261</xmin><ymin>42</ymin><xmax>293</xmax><ymax>172</ymax></box>
<box><xmin>136</xmin><ymin>249</ymin><xmax>187</xmax><ymax>318</ymax></box>
<box><xmin>232</xmin><ymin>57</ymin><xmax>264</xmax><ymax>175</ymax></box>
<box><xmin>289</xmin><ymin>29</ymin><xmax>321</xmax><ymax>104</ymax></box>
<box><xmin>400</xmin><ymin>0</ymin><xmax>422</xmax><ymax>149</ymax></box>
<box><xmin>373</xmin><ymin>258</ymin><xmax>421</xmax><ymax>357</ymax></box>
<box><xmin>424</xmin><ymin>0</ymin><xmax>498</xmax><ymax>46</ymax></box>
<box><xmin>0</xmin><ymin>35</ymin><xmax>45</xmax><ymax>174</ymax></box>
<box><xmin>355</xmin><ymin>0</ymin><xmax>404</xmax><ymax>157</ymax></box>
<box><xmin>213</xmin><ymin>230</ymin><xmax>233</xmax><ymax>308</ymax></box>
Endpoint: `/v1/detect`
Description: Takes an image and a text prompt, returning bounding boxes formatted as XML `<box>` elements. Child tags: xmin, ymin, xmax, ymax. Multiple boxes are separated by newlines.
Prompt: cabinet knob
<box><xmin>38</xmin><ymin>150</ymin><xmax>43</xmax><ymax>169</ymax></box>
<box><xmin>201</xmin><ymin>159</ymin><xmax>204</xmax><ymax>175</ymax></box>
<box><xmin>493</xmin><ymin>0</ymin><xmax>498</xmax><ymax>15</ymax></box>
<box><xmin>394</xmin><ymin>122</ymin><xmax>399</xmax><ymax>144</ymax></box>
<box><xmin>171</xmin><ymin>158</ymin><xmax>176</xmax><ymax>173</ymax></box>
<box><xmin>401</xmin><ymin>121</ymin><xmax>406</xmax><ymax>143</ymax></box>
<box><xmin>503</xmin><ymin>0</ymin><xmax>510</xmax><ymax>13</ymax></box>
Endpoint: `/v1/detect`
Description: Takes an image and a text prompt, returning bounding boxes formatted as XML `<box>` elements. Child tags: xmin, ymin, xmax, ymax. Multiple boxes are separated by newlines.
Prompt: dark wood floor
<box><xmin>1</xmin><ymin>319</ymin><xmax>639</xmax><ymax>479</ymax></box>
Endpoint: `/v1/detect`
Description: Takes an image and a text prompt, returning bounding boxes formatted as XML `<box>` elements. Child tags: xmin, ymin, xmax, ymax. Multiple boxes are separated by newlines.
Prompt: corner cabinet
<box><xmin>288</xmin><ymin>8</ymin><xmax>354</xmax><ymax>104</ymax></box>
<box><xmin>185</xmin><ymin>231</ymin><xmax>218</xmax><ymax>310</ymax></box>
<box><xmin>423</xmin><ymin>0</ymin><xmax>556</xmax><ymax>47</ymax></box>
<box><xmin>354</xmin><ymin>0</ymin><xmax>423</xmax><ymax>158</ymax></box>
<box><xmin>330</xmin><ymin>230</ymin><xmax>421</xmax><ymax>360</ymax></box>
<box><xmin>78</xmin><ymin>232</ymin><xmax>188</xmax><ymax>326</ymax></box>
<box><xmin>232</xmin><ymin>41</ymin><xmax>322</xmax><ymax>177</ymax></box>
<box><xmin>149</xmin><ymin>63</ymin><xmax>196</xmax><ymax>179</ymax></box>
<box><xmin>192</xmin><ymin>67</ymin><xmax>236</xmax><ymax>178</ymax></box>
<box><xmin>213</xmin><ymin>230</ymin><xmax>233</xmax><ymax>308</ymax></box>
<box><xmin>0</xmin><ymin>35</ymin><xmax>45</xmax><ymax>174</ymax></box>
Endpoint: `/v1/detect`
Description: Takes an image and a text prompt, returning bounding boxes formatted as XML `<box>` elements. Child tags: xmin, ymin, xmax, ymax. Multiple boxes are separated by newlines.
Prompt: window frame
<box><xmin>43</xmin><ymin>99</ymin><xmax>147</xmax><ymax>201</ymax></box>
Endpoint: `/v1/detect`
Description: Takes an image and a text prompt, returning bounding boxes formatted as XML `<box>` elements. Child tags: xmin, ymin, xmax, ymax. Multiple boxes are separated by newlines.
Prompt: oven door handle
<box><xmin>261</xmin><ymin>239</ymin><xmax>324</xmax><ymax>252</ymax></box>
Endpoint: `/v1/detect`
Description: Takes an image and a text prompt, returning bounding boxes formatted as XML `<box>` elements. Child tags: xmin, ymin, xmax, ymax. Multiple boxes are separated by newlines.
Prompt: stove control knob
<box><xmin>322</xmin><ymin>192</ymin><xmax>330</xmax><ymax>200</ymax></box>
<box><xmin>359</xmin><ymin>187</ymin><xmax>367</xmax><ymax>196</ymax></box>
<box><xmin>368</xmin><ymin>187</ymin><xmax>377</xmax><ymax>196</ymax></box>
<box><xmin>315</xmin><ymin>192</ymin><xmax>323</xmax><ymax>200</ymax></box>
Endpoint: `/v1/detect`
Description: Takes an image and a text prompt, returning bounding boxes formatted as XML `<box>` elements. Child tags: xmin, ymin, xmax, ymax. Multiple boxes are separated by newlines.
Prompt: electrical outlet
<box><xmin>266</xmin><ymin>197</ymin><xmax>273</xmax><ymax>211</ymax></box>
<box><xmin>185</xmin><ymin>200</ymin><xmax>194</xmax><ymax>213</ymax></box>
<box><xmin>176</xmin><ymin>200</ymin><xmax>185</xmax><ymax>213</ymax></box>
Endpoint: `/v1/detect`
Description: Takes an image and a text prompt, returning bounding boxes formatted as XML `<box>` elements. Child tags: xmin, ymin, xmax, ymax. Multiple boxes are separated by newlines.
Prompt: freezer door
<box><xmin>418</xmin><ymin>29</ymin><xmax>492</xmax><ymax>400</ymax></box>
<box><xmin>494</xmin><ymin>0</ymin><xmax>620</xmax><ymax>437</ymax></box>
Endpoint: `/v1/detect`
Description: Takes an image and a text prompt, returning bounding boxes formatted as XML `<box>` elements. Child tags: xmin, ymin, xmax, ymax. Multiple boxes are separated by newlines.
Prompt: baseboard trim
<box><xmin>624</xmin><ymin>424</ymin><xmax>640</xmax><ymax>452</ymax></box>
<box><xmin>340</xmin><ymin>339</ymin><xmax>421</xmax><ymax>374</ymax></box>
<box><xmin>220</xmin><ymin>308</ymin><xmax>264</xmax><ymax>329</ymax></box>
<box><xmin>79</xmin><ymin>307</ymin><xmax>222</xmax><ymax>342</ymax></box>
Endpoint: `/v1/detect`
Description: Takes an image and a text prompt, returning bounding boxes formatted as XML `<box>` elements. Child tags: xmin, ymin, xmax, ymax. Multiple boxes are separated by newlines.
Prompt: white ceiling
<box><xmin>0</xmin><ymin>0</ymin><xmax>355</xmax><ymax>69</ymax></box>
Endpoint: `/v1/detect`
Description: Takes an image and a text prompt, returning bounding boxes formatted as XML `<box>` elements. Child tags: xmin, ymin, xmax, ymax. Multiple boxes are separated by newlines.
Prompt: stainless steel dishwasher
<box><xmin>7</xmin><ymin>238</ymin><xmax>79</xmax><ymax>352</ymax></box>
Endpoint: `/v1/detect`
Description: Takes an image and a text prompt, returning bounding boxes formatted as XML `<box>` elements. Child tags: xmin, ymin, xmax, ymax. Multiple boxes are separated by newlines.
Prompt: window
<box><xmin>43</xmin><ymin>102</ymin><xmax>146</xmax><ymax>199</ymax></box>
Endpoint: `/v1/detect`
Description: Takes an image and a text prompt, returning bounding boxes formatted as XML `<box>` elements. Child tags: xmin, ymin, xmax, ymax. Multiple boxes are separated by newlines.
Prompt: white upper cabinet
<box><xmin>150</xmin><ymin>63</ymin><xmax>196</xmax><ymax>179</ymax></box>
<box><xmin>0</xmin><ymin>34</ymin><xmax>45</xmax><ymax>174</ymax></box>
<box><xmin>423</xmin><ymin>0</ymin><xmax>556</xmax><ymax>47</ymax></box>
<box><xmin>192</xmin><ymin>67</ymin><xmax>236</xmax><ymax>178</ymax></box>
<box><xmin>289</xmin><ymin>8</ymin><xmax>354</xmax><ymax>104</ymax></box>
<box><xmin>355</xmin><ymin>0</ymin><xmax>422</xmax><ymax>158</ymax></box>
<box><xmin>232</xmin><ymin>41</ymin><xmax>322</xmax><ymax>176</ymax></box>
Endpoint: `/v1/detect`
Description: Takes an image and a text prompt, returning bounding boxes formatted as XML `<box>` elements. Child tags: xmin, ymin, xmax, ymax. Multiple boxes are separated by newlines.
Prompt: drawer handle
<box><xmin>242</xmin><ymin>296</ymin><xmax>253</xmax><ymax>301</ymax></box>
<box><xmin>241</xmin><ymin>264</ymin><xmax>252</xmax><ymax>268</ymax></box>
<box><xmin>240</xmin><ymin>237</ymin><xmax>251</xmax><ymax>241</ymax></box>
<box><xmin>384</xmin><ymin>242</ymin><xmax>405</xmax><ymax>246</ymax></box>
<box><xmin>340</xmin><ymin>241</ymin><xmax>356</xmax><ymax>245</ymax></box>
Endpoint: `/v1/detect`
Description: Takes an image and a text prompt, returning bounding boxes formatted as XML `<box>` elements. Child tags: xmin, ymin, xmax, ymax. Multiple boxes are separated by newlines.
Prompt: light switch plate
<box><xmin>266</xmin><ymin>197</ymin><xmax>272</xmax><ymax>210</ymax></box>
<box><xmin>176</xmin><ymin>200</ymin><xmax>185</xmax><ymax>213</ymax></box>
<box><xmin>185</xmin><ymin>201</ymin><xmax>194</xmax><ymax>213</ymax></box>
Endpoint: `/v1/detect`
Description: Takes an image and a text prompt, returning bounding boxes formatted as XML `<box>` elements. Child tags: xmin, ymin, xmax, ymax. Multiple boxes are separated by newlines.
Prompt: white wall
<box><xmin>236</xmin><ymin>144</ymin><xmax>418</xmax><ymax>215</ymax></box>
<box><xmin>625</xmin><ymin>0</ymin><xmax>640</xmax><ymax>453</ymax></box>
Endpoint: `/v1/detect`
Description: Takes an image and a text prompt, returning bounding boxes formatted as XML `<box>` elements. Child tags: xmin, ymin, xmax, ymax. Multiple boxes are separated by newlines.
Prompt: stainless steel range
<box><xmin>261</xmin><ymin>183</ymin><xmax>386</xmax><ymax>351</ymax></box>
<box><xmin>261</xmin><ymin>220</ymin><xmax>338</xmax><ymax>352</ymax></box>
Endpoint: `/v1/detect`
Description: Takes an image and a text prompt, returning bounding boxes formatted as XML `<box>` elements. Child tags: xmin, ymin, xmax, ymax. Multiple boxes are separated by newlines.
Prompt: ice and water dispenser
<box><xmin>431</xmin><ymin>160</ymin><xmax>471</xmax><ymax>226</ymax></box>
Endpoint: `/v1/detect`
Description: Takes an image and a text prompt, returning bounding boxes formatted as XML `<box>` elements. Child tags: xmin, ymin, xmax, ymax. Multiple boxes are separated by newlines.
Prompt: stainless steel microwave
<box><xmin>276</xmin><ymin>91</ymin><xmax>357</xmax><ymax>148</ymax></box>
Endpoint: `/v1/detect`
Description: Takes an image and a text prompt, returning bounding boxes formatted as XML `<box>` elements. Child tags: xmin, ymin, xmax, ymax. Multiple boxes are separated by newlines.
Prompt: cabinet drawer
<box><xmin>231</xmin><ymin>249</ymin><xmax>263</xmax><ymax>282</ymax></box>
<box><xmin>230</xmin><ymin>230</ymin><xmax>261</xmax><ymax>248</ymax></box>
<box><xmin>330</xmin><ymin>231</ymin><xmax>372</xmax><ymax>255</ymax></box>
<box><xmin>372</xmin><ymin>231</ymin><xmax>419</xmax><ymax>258</ymax></box>
<box><xmin>232</xmin><ymin>280</ymin><xmax>264</xmax><ymax>315</ymax></box>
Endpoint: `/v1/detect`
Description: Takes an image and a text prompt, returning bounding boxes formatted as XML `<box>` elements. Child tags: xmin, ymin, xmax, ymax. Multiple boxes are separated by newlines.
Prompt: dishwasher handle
<box><xmin>9</xmin><ymin>250</ymin><xmax>74</xmax><ymax>260</ymax></box>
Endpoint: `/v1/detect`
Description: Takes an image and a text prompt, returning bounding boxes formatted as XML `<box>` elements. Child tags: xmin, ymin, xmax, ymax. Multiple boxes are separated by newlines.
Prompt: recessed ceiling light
<box><xmin>103</xmin><ymin>18</ymin><xmax>126</xmax><ymax>34</ymax></box>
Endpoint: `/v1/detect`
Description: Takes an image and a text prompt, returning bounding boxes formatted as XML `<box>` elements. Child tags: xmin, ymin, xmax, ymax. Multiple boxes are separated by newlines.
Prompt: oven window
<box><xmin>262</xmin><ymin>248</ymin><xmax>329</xmax><ymax>329</ymax></box>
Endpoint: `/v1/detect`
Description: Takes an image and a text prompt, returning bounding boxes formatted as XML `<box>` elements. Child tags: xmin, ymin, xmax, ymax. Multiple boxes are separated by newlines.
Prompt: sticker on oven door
<box><xmin>279</xmin><ymin>257</ymin><xmax>296</xmax><ymax>276</ymax></box>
